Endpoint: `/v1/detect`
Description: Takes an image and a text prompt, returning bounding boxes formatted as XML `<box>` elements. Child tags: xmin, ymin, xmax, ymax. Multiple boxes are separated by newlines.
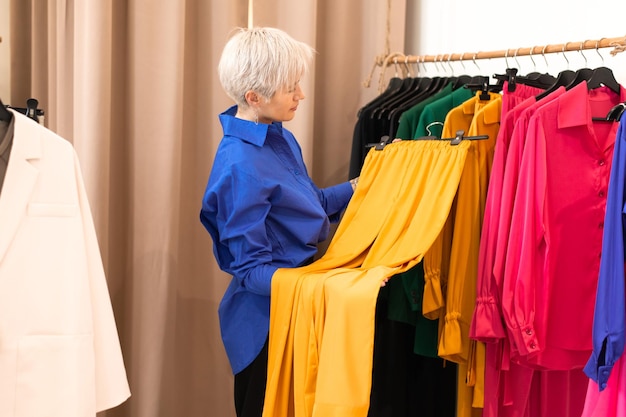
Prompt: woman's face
<box><xmin>257</xmin><ymin>81</ymin><xmax>305</xmax><ymax>124</ymax></box>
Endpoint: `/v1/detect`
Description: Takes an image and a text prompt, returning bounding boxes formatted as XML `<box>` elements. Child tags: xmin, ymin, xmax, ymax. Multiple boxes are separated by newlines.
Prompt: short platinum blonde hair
<box><xmin>218</xmin><ymin>27</ymin><xmax>315</xmax><ymax>106</ymax></box>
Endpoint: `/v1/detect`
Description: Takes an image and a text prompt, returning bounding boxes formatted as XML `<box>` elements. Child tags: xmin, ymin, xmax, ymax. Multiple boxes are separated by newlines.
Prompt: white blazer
<box><xmin>0</xmin><ymin>110</ymin><xmax>130</xmax><ymax>416</ymax></box>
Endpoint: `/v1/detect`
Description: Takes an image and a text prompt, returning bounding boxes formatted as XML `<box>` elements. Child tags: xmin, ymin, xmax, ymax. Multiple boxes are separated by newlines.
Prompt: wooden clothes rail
<box><xmin>367</xmin><ymin>35</ymin><xmax>626</xmax><ymax>91</ymax></box>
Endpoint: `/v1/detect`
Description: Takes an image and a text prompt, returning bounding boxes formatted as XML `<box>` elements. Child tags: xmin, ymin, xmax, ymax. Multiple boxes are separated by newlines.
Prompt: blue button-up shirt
<box><xmin>200</xmin><ymin>105</ymin><xmax>353</xmax><ymax>373</ymax></box>
<box><xmin>584</xmin><ymin>111</ymin><xmax>626</xmax><ymax>390</ymax></box>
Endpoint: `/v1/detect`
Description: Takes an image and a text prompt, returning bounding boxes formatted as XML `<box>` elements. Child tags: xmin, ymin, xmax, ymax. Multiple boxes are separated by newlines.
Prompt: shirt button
<box><xmin>599</xmin><ymin>191</ymin><xmax>606</xmax><ymax>198</ymax></box>
<box><xmin>598</xmin><ymin>160</ymin><xmax>606</xmax><ymax>166</ymax></box>
<box><xmin>599</xmin><ymin>222</ymin><xmax>604</xmax><ymax>229</ymax></box>
<box><xmin>529</xmin><ymin>342</ymin><xmax>537</xmax><ymax>350</ymax></box>
<box><xmin>525</xmin><ymin>328</ymin><xmax>533</xmax><ymax>335</ymax></box>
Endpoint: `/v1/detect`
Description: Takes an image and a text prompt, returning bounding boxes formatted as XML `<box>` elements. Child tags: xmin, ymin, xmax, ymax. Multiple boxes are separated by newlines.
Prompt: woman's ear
<box><xmin>244</xmin><ymin>90</ymin><xmax>260</xmax><ymax>107</ymax></box>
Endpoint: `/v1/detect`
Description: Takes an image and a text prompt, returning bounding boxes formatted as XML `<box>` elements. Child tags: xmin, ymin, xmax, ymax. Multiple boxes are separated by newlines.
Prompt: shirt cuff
<box><xmin>510</xmin><ymin>323</ymin><xmax>540</xmax><ymax>357</ymax></box>
<box><xmin>470</xmin><ymin>297</ymin><xmax>506</xmax><ymax>342</ymax></box>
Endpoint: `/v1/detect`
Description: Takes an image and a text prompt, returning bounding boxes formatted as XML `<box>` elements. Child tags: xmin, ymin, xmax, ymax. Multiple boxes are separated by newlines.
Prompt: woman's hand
<box><xmin>349</xmin><ymin>177</ymin><xmax>359</xmax><ymax>191</ymax></box>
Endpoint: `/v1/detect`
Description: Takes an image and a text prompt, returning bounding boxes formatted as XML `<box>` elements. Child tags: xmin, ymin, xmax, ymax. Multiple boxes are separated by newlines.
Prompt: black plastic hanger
<box><xmin>0</xmin><ymin>98</ymin><xmax>12</xmax><ymax>123</ymax></box>
<box><xmin>374</xmin><ymin>75</ymin><xmax>434</xmax><ymax>120</ymax></box>
<box><xmin>452</xmin><ymin>74</ymin><xmax>472</xmax><ymax>90</ymax></box>
<box><xmin>388</xmin><ymin>76</ymin><xmax>450</xmax><ymax>117</ymax></box>
<box><xmin>536</xmin><ymin>69</ymin><xmax>577</xmax><ymax>100</ymax></box>
<box><xmin>493</xmin><ymin>68</ymin><xmax>519</xmax><ymax>92</ymax></box>
<box><xmin>525</xmin><ymin>72</ymin><xmax>543</xmax><ymax>80</ymax></box>
<box><xmin>357</xmin><ymin>76</ymin><xmax>405</xmax><ymax>117</ymax></box>
<box><xmin>465</xmin><ymin>76</ymin><xmax>501</xmax><ymax>100</ymax></box>
<box><xmin>6</xmin><ymin>98</ymin><xmax>43</xmax><ymax>123</ymax></box>
<box><xmin>586</xmin><ymin>66</ymin><xmax>621</xmax><ymax>94</ymax></box>
<box><xmin>367</xmin><ymin>130</ymin><xmax>489</xmax><ymax>150</ymax></box>
<box><xmin>522</xmin><ymin>72</ymin><xmax>557</xmax><ymax>89</ymax></box>
<box><xmin>565</xmin><ymin>67</ymin><xmax>594</xmax><ymax>90</ymax></box>
<box><xmin>605</xmin><ymin>102</ymin><xmax>626</xmax><ymax>121</ymax></box>
<box><xmin>384</xmin><ymin>76</ymin><xmax>442</xmax><ymax>138</ymax></box>
<box><xmin>493</xmin><ymin>68</ymin><xmax>557</xmax><ymax>92</ymax></box>
<box><xmin>592</xmin><ymin>102</ymin><xmax>626</xmax><ymax>122</ymax></box>
<box><xmin>26</xmin><ymin>98</ymin><xmax>40</xmax><ymax>123</ymax></box>
<box><xmin>370</xmin><ymin>76</ymin><xmax>420</xmax><ymax>119</ymax></box>
<box><xmin>468</xmin><ymin>75</ymin><xmax>489</xmax><ymax>85</ymax></box>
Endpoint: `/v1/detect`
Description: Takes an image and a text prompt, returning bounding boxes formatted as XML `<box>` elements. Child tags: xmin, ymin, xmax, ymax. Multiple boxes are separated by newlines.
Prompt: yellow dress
<box><xmin>437</xmin><ymin>93</ymin><xmax>502</xmax><ymax>417</ymax></box>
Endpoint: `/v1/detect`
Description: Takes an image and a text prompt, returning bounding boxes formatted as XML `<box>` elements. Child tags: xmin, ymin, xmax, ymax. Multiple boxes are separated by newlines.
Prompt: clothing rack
<box><xmin>366</xmin><ymin>35</ymin><xmax>626</xmax><ymax>92</ymax></box>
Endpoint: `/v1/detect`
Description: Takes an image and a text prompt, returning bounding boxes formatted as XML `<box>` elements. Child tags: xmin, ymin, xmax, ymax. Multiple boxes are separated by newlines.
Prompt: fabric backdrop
<box><xmin>8</xmin><ymin>0</ymin><xmax>406</xmax><ymax>416</ymax></box>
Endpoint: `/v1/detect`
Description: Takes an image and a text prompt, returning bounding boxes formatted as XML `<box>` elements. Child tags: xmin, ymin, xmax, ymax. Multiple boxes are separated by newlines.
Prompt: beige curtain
<box><xmin>9</xmin><ymin>0</ymin><xmax>405</xmax><ymax>416</ymax></box>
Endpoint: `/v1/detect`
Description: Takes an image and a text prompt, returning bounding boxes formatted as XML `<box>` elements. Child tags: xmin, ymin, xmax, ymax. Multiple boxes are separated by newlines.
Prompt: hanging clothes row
<box><xmin>362</xmin><ymin>36</ymin><xmax>626</xmax><ymax>98</ymax></box>
<box><xmin>348</xmin><ymin>57</ymin><xmax>626</xmax><ymax>417</ymax></box>
<box><xmin>472</xmin><ymin>69</ymin><xmax>625</xmax><ymax>417</ymax></box>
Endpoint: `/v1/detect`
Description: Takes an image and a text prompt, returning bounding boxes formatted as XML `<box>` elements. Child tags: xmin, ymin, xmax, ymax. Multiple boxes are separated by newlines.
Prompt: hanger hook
<box><xmin>514</xmin><ymin>47</ymin><xmax>521</xmax><ymax>70</ymax></box>
<box><xmin>404</xmin><ymin>55</ymin><xmax>412</xmax><ymax>77</ymax></box>
<box><xmin>430</xmin><ymin>54</ymin><xmax>438</xmax><ymax>73</ymax></box>
<box><xmin>473</xmin><ymin>53</ymin><xmax>480</xmax><ymax>72</ymax></box>
<box><xmin>393</xmin><ymin>56</ymin><xmax>400</xmax><ymax>77</ymax></box>
<box><xmin>528</xmin><ymin>46</ymin><xmax>537</xmax><ymax>71</ymax></box>
<box><xmin>459</xmin><ymin>52</ymin><xmax>466</xmax><ymax>71</ymax></box>
<box><xmin>421</xmin><ymin>55</ymin><xmax>427</xmax><ymax>74</ymax></box>
<box><xmin>596</xmin><ymin>39</ymin><xmax>605</xmax><ymax>65</ymax></box>
<box><xmin>504</xmin><ymin>49</ymin><xmax>510</xmax><ymax>68</ymax></box>
<box><xmin>579</xmin><ymin>41</ymin><xmax>589</xmax><ymax>68</ymax></box>
<box><xmin>562</xmin><ymin>42</ymin><xmax>570</xmax><ymax>68</ymax></box>
<box><xmin>447</xmin><ymin>54</ymin><xmax>455</xmax><ymax>75</ymax></box>
<box><xmin>541</xmin><ymin>44</ymin><xmax>549</xmax><ymax>69</ymax></box>
<box><xmin>459</xmin><ymin>52</ymin><xmax>467</xmax><ymax>72</ymax></box>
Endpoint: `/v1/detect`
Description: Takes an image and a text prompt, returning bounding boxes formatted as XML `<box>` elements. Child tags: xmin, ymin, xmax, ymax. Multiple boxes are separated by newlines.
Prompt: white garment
<box><xmin>0</xmin><ymin>110</ymin><xmax>130</xmax><ymax>416</ymax></box>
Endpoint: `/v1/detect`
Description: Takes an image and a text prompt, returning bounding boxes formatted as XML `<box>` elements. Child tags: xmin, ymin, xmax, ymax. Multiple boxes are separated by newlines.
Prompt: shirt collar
<box><xmin>483</xmin><ymin>95</ymin><xmax>502</xmax><ymax>125</ymax></box>
<box><xmin>558</xmin><ymin>82</ymin><xmax>626</xmax><ymax>129</ymax></box>
<box><xmin>219</xmin><ymin>105</ymin><xmax>283</xmax><ymax>147</ymax></box>
<box><xmin>461</xmin><ymin>94</ymin><xmax>477</xmax><ymax>115</ymax></box>
<box><xmin>461</xmin><ymin>91</ymin><xmax>500</xmax><ymax>115</ymax></box>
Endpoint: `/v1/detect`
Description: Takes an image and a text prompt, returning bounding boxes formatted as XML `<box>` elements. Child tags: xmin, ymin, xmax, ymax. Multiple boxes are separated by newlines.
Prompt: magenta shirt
<box><xmin>472</xmin><ymin>92</ymin><xmax>541</xmax><ymax>343</ymax></box>
<box><xmin>502</xmin><ymin>82</ymin><xmax>625</xmax><ymax>370</ymax></box>
<box><xmin>494</xmin><ymin>88</ymin><xmax>566</xmax><ymax>361</ymax></box>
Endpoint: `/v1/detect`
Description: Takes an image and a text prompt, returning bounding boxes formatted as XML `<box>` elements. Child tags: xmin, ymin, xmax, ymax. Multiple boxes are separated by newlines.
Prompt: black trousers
<box><xmin>368</xmin><ymin>285</ymin><xmax>457</xmax><ymax>417</ymax></box>
<box><xmin>234</xmin><ymin>339</ymin><xmax>268</xmax><ymax>417</ymax></box>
